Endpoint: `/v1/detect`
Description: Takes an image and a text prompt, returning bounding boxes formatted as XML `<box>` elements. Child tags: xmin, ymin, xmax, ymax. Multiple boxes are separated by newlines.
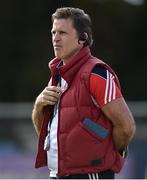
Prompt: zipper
<box><xmin>57</xmin><ymin>78</ymin><xmax>68</xmax><ymax>176</ymax></box>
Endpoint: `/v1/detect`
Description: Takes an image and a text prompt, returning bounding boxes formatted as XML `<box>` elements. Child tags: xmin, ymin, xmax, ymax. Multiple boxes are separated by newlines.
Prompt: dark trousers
<box><xmin>49</xmin><ymin>170</ymin><xmax>115</xmax><ymax>179</ymax></box>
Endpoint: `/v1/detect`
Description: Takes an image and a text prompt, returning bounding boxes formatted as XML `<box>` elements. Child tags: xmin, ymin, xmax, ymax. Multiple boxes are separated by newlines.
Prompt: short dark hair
<box><xmin>52</xmin><ymin>7</ymin><xmax>93</xmax><ymax>47</ymax></box>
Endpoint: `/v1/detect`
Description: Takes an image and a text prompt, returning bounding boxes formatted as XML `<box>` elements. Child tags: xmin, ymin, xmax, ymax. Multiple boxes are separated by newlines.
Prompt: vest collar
<box><xmin>49</xmin><ymin>47</ymin><xmax>91</xmax><ymax>83</ymax></box>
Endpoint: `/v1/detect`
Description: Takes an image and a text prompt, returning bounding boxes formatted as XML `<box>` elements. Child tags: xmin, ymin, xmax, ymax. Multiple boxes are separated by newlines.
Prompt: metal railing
<box><xmin>0</xmin><ymin>101</ymin><xmax>147</xmax><ymax>119</ymax></box>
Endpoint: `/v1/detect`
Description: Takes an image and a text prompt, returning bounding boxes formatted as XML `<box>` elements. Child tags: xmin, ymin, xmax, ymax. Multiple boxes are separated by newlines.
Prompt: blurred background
<box><xmin>0</xmin><ymin>0</ymin><xmax>147</xmax><ymax>178</ymax></box>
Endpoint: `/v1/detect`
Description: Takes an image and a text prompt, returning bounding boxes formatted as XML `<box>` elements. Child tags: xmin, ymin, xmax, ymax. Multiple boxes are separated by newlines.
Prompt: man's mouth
<box><xmin>54</xmin><ymin>45</ymin><xmax>61</xmax><ymax>48</ymax></box>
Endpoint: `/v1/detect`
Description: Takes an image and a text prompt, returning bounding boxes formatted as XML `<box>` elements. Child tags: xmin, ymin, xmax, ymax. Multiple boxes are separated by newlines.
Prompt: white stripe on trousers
<box><xmin>88</xmin><ymin>173</ymin><xmax>99</xmax><ymax>179</ymax></box>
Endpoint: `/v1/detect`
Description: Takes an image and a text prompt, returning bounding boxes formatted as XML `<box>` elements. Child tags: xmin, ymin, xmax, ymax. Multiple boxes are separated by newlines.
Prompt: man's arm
<box><xmin>32</xmin><ymin>86</ymin><xmax>62</xmax><ymax>135</ymax></box>
<box><xmin>102</xmin><ymin>97</ymin><xmax>136</xmax><ymax>151</ymax></box>
<box><xmin>90</xmin><ymin>66</ymin><xmax>136</xmax><ymax>152</ymax></box>
<box><xmin>32</xmin><ymin>99</ymin><xmax>44</xmax><ymax>135</ymax></box>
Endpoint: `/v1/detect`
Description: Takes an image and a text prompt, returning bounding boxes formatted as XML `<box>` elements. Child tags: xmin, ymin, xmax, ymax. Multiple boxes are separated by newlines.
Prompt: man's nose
<box><xmin>53</xmin><ymin>33</ymin><xmax>60</xmax><ymax>41</ymax></box>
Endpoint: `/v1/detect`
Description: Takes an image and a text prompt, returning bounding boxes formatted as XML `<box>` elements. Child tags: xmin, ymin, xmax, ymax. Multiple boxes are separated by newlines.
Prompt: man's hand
<box><xmin>32</xmin><ymin>86</ymin><xmax>63</xmax><ymax>135</ymax></box>
<box><xmin>36</xmin><ymin>86</ymin><xmax>63</xmax><ymax>107</ymax></box>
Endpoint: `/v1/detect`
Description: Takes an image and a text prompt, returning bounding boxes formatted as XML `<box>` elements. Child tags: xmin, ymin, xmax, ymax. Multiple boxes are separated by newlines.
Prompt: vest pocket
<box><xmin>65</xmin><ymin>119</ymin><xmax>111</xmax><ymax>168</ymax></box>
<box><xmin>82</xmin><ymin>118</ymin><xmax>109</xmax><ymax>140</ymax></box>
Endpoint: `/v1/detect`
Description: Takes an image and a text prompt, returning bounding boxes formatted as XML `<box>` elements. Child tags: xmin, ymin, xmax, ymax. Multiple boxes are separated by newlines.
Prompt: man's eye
<box><xmin>51</xmin><ymin>31</ymin><xmax>56</xmax><ymax>35</ymax></box>
<box><xmin>60</xmin><ymin>31</ymin><xmax>66</xmax><ymax>34</ymax></box>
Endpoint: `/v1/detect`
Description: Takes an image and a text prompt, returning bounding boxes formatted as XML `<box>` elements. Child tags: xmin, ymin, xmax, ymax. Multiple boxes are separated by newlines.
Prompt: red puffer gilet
<box><xmin>35</xmin><ymin>47</ymin><xmax>125</xmax><ymax>176</ymax></box>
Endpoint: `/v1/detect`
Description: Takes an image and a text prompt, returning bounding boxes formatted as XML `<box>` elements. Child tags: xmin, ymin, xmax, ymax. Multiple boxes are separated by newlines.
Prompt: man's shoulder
<box><xmin>91</xmin><ymin>65</ymin><xmax>107</xmax><ymax>80</ymax></box>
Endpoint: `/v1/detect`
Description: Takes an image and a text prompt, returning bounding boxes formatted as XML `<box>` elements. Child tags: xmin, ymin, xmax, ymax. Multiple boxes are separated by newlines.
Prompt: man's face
<box><xmin>51</xmin><ymin>18</ymin><xmax>83</xmax><ymax>64</ymax></box>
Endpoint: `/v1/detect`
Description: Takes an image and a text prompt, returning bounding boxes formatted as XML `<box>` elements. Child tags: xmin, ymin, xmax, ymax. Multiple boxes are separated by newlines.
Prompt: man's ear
<box><xmin>78</xmin><ymin>32</ymin><xmax>88</xmax><ymax>44</ymax></box>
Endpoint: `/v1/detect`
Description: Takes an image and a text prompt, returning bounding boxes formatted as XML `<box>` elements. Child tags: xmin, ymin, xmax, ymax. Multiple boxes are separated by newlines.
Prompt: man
<box><xmin>32</xmin><ymin>7</ymin><xmax>136</xmax><ymax>179</ymax></box>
